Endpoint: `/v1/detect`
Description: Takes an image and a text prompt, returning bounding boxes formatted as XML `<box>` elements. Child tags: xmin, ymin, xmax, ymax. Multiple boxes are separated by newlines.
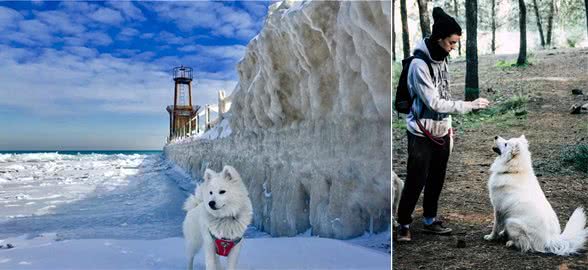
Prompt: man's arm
<box><xmin>408</xmin><ymin>60</ymin><xmax>488</xmax><ymax>114</ymax></box>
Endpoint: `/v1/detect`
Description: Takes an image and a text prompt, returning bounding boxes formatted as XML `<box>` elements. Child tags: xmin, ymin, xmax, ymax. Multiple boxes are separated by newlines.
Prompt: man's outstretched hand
<box><xmin>471</xmin><ymin>98</ymin><xmax>490</xmax><ymax>109</ymax></box>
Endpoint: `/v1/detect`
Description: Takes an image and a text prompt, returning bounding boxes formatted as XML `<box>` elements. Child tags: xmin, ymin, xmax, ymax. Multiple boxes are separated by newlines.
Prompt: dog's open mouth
<box><xmin>492</xmin><ymin>147</ymin><xmax>501</xmax><ymax>155</ymax></box>
<box><xmin>209</xmin><ymin>205</ymin><xmax>223</xmax><ymax>211</ymax></box>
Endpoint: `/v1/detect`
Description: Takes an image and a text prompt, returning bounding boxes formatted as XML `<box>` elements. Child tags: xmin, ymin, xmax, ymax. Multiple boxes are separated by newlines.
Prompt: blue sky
<box><xmin>0</xmin><ymin>1</ymin><xmax>272</xmax><ymax>150</ymax></box>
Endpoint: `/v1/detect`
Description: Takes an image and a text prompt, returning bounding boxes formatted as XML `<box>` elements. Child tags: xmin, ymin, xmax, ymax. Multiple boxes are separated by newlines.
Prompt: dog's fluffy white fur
<box><xmin>485</xmin><ymin>135</ymin><xmax>588</xmax><ymax>256</ymax></box>
<box><xmin>183</xmin><ymin>165</ymin><xmax>252</xmax><ymax>270</ymax></box>
<box><xmin>392</xmin><ymin>171</ymin><xmax>404</xmax><ymax>226</ymax></box>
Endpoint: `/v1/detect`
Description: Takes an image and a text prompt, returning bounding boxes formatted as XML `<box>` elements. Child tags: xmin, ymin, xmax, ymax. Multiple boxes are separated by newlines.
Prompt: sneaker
<box><xmin>422</xmin><ymin>220</ymin><xmax>452</xmax><ymax>235</ymax></box>
<box><xmin>396</xmin><ymin>225</ymin><xmax>411</xmax><ymax>242</ymax></box>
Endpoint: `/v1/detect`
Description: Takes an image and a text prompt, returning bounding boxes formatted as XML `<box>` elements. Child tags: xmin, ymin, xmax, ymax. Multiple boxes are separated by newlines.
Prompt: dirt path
<box><xmin>393</xmin><ymin>47</ymin><xmax>588</xmax><ymax>270</ymax></box>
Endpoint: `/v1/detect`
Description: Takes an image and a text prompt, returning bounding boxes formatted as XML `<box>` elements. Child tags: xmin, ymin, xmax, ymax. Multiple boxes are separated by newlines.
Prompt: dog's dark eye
<box><xmin>219</xmin><ymin>190</ymin><xmax>226</xmax><ymax>194</ymax></box>
<box><xmin>504</xmin><ymin>143</ymin><xmax>507</xmax><ymax>147</ymax></box>
<box><xmin>209</xmin><ymin>191</ymin><xmax>213</xmax><ymax>195</ymax></box>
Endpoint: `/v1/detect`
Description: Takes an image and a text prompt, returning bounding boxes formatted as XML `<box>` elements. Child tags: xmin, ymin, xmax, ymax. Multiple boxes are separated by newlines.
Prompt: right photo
<box><xmin>392</xmin><ymin>0</ymin><xmax>588</xmax><ymax>268</ymax></box>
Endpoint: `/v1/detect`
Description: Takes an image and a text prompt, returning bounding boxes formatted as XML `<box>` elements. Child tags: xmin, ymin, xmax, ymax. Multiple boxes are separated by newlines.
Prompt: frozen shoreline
<box><xmin>0</xmin><ymin>152</ymin><xmax>390</xmax><ymax>269</ymax></box>
<box><xmin>0</xmin><ymin>233</ymin><xmax>390</xmax><ymax>270</ymax></box>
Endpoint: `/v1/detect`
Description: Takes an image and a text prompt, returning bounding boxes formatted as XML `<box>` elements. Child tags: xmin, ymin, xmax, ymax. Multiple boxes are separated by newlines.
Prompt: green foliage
<box><xmin>392</xmin><ymin>61</ymin><xmax>401</xmax><ymax>92</ymax></box>
<box><xmin>495</xmin><ymin>59</ymin><xmax>513</xmax><ymax>68</ymax></box>
<box><xmin>392</xmin><ymin>117</ymin><xmax>406</xmax><ymax>133</ymax></box>
<box><xmin>495</xmin><ymin>56</ymin><xmax>533</xmax><ymax>68</ymax></box>
<box><xmin>559</xmin><ymin>0</ymin><xmax>586</xmax><ymax>28</ymax></box>
<box><xmin>565</xmin><ymin>28</ymin><xmax>585</xmax><ymax>48</ymax></box>
<box><xmin>497</xmin><ymin>94</ymin><xmax>528</xmax><ymax>113</ymax></box>
<box><xmin>561</xmin><ymin>144</ymin><xmax>588</xmax><ymax>174</ymax></box>
<box><xmin>453</xmin><ymin>93</ymin><xmax>529</xmax><ymax>130</ymax></box>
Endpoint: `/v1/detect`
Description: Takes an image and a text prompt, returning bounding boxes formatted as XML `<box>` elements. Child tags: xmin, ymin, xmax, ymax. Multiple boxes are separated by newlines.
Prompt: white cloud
<box><xmin>0</xmin><ymin>45</ymin><xmax>236</xmax><ymax>117</ymax></box>
<box><xmin>242</xmin><ymin>1</ymin><xmax>271</xmax><ymax>17</ymax></box>
<box><xmin>89</xmin><ymin>7</ymin><xmax>124</xmax><ymax>25</ymax></box>
<box><xmin>201</xmin><ymin>45</ymin><xmax>247</xmax><ymax>60</ymax></box>
<box><xmin>144</xmin><ymin>2</ymin><xmax>263</xmax><ymax>39</ymax></box>
<box><xmin>18</xmin><ymin>19</ymin><xmax>55</xmax><ymax>45</ymax></box>
<box><xmin>59</xmin><ymin>2</ymin><xmax>97</xmax><ymax>15</ymax></box>
<box><xmin>106</xmin><ymin>1</ymin><xmax>145</xmax><ymax>21</ymax></box>
<box><xmin>132</xmin><ymin>51</ymin><xmax>156</xmax><ymax>61</ymax></box>
<box><xmin>0</xmin><ymin>6</ymin><xmax>23</xmax><ymax>31</ymax></box>
<box><xmin>117</xmin><ymin>27</ymin><xmax>140</xmax><ymax>41</ymax></box>
<box><xmin>86</xmin><ymin>31</ymin><xmax>113</xmax><ymax>46</ymax></box>
<box><xmin>140</xmin><ymin>33</ymin><xmax>154</xmax><ymax>39</ymax></box>
<box><xmin>115</xmin><ymin>48</ymin><xmax>140</xmax><ymax>57</ymax></box>
<box><xmin>63</xmin><ymin>46</ymin><xmax>99</xmax><ymax>58</ymax></box>
<box><xmin>155</xmin><ymin>31</ymin><xmax>195</xmax><ymax>45</ymax></box>
<box><xmin>178</xmin><ymin>45</ymin><xmax>198</xmax><ymax>52</ymax></box>
<box><xmin>1</xmin><ymin>31</ymin><xmax>36</xmax><ymax>46</ymax></box>
<box><xmin>177</xmin><ymin>44</ymin><xmax>246</xmax><ymax>61</ymax></box>
<box><xmin>34</xmin><ymin>10</ymin><xmax>86</xmax><ymax>35</ymax></box>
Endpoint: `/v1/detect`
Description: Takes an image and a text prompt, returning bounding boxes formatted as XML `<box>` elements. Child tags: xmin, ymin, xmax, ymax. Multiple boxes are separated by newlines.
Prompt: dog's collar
<box><xmin>209</xmin><ymin>230</ymin><xmax>242</xmax><ymax>256</ymax></box>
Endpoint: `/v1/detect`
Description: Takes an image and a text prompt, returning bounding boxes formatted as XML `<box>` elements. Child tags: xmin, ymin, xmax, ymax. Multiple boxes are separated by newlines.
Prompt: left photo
<box><xmin>0</xmin><ymin>1</ymin><xmax>393</xmax><ymax>269</ymax></box>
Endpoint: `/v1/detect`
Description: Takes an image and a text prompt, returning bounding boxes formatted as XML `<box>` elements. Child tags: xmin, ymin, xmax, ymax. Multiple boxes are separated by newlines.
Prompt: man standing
<box><xmin>396</xmin><ymin>7</ymin><xmax>490</xmax><ymax>242</ymax></box>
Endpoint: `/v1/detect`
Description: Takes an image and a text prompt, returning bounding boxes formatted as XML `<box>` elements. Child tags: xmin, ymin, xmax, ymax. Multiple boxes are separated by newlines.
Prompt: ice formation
<box><xmin>165</xmin><ymin>1</ymin><xmax>390</xmax><ymax>239</ymax></box>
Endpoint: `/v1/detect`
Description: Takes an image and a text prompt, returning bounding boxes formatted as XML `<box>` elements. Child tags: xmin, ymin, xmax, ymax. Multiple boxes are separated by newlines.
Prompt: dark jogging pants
<box><xmin>397</xmin><ymin>131</ymin><xmax>451</xmax><ymax>225</ymax></box>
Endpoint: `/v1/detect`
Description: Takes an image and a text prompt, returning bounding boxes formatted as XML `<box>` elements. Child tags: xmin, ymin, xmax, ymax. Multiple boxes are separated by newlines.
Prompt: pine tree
<box><xmin>401</xmin><ymin>0</ymin><xmax>410</xmax><ymax>58</ymax></box>
<box><xmin>465</xmin><ymin>0</ymin><xmax>479</xmax><ymax>101</ymax></box>
<box><xmin>417</xmin><ymin>0</ymin><xmax>432</xmax><ymax>38</ymax></box>
<box><xmin>517</xmin><ymin>0</ymin><xmax>528</xmax><ymax>65</ymax></box>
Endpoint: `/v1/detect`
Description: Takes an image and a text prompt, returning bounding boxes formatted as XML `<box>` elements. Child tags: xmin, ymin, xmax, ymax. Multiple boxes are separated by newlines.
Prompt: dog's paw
<box><xmin>505</xmin><ymin>240</ymin><xmax>514</xmax><ymax>247</ymax></box>
<box><xmin>483</xmin><ymin>234</ymin><xmax>495</xmax><ymax>241</ymax></box>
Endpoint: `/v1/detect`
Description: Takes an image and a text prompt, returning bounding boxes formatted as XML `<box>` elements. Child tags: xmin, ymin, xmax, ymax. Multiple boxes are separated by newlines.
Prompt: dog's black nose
<box><xmin>494</xmin><ymin>136</ymin><xmax>498</xmax><ymax>140</ymax></box>
<box><xmin>208</xmin><ymin>201</ymin><xmax>216</xmax><ymax>209</ymax></box>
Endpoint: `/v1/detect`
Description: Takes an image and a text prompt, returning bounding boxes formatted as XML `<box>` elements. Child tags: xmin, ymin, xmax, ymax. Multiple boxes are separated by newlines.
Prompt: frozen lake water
<box><xmin>0</xmin><ymin>151</ymin><xmax>390</xmax><ymax>262</ymax></box>
<box><xmin>0</xmin><ymin>152</ymin><xmax>193</xmax><ymax>240</ymax></box>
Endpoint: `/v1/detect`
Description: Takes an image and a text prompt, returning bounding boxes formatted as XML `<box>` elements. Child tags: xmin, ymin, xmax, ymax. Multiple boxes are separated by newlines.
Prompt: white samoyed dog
<box><xmin>183</xmin><ymin>165</ymin><xmax>252</xmax><ymax>270</ymax></box>
<box><xmin>485</xmin><ymin>135</ymin><xmax>588</xmax><ymax>256</ymax></box>
<box><xmin>392</xmin><ymin>171</ymin><xmax>404</xmax><ymax>226</ymax></box>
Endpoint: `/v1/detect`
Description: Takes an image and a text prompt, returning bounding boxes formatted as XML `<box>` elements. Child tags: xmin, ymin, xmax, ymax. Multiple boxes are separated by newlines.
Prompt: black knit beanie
<box><xmin>430</xmin><ymin>7</ymin><xmax>462</xmax><ymax>41</ymax></box>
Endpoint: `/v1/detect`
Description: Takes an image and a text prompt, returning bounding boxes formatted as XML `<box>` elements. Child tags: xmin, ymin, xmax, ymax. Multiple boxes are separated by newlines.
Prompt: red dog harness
<box><xmin>210</xmin><ymin>231</ymin><xmax>242</xmax><ymax>256</ymax></box>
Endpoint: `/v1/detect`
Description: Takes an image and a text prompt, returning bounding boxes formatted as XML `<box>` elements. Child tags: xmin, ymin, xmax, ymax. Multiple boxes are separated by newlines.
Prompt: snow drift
<box><xmin>165</xmin><ymin>0</ymin><xmax>391</xmax><ymax>239</ymax></box>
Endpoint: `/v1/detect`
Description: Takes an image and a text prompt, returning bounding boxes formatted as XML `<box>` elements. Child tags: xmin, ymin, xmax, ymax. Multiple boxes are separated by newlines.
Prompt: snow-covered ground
<box><xmin>0</xmin><ymin>152</ymin><xmax>390</xmax><ymax>269</ymax></box>
<box><xmin>0</xmin><ymin>152</ymin><xmax>192</xmax><ymax>239</ymax></box>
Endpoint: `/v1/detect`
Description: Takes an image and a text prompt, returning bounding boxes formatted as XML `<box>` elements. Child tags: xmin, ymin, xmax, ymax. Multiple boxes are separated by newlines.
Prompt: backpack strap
<box><xmin>413</xmin><ymin>50</ymin><xmax>436</xmax><ymax>84</ymax></box>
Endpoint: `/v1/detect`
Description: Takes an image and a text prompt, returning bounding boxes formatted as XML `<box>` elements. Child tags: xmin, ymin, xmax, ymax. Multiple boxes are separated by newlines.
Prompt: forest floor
<box><xmin>392</xmin><ymin>47</ymin><xmax>588</xmax><ymax>270</ymax></box>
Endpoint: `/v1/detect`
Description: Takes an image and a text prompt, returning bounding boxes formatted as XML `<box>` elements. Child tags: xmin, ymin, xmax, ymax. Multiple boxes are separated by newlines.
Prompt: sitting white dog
<box><xmin>485</xmin><ymin>135</ymin><xmax>588</xmax><ymax>256</ymax></box>
<box><xmin>183</xmin><ymin>165</ymin><xmax>253</xmax><ymax>270</ymax></box>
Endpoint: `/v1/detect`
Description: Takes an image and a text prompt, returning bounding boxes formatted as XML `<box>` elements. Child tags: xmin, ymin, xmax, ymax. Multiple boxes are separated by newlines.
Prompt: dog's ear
<box><xmin>204</xmin><ymin>168</ymin><xmax>214</xmax><ymax>182</ymax></box>
<box><xmin>519</xmin><ymin>135</ymin><xmax>528</xmax><ymax>146</ymax></box>
<box><xmin>222</xmin><ymin>165</ymin><xmax>240</xmax><ymax>182</ymax></box>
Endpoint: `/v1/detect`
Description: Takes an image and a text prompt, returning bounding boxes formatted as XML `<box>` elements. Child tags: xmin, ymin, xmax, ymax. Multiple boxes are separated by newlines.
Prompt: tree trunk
<box><xmin>417</xmin><ymin>0</ymin><xmax>432</xmax><ymax>38</ymax></box>
<box><xmin>453</xmin><ymin>0</ymin><xmax>462</xmax><ymax>56</ymax></box>
<box><xmin>517</xmin><ymin>0</ymin><xmax>527</xmax><ymax>65</ymax></box>
<box><xmin>491</xmin><ymin>0</ymin><xmax>496</xmax><ymax>53</ymax></box>
<box><xmin>546</xmin><ymin>0</ymin><xmax>554</xmax><ymax>46</ymax></box>
<box><xmin>533</xmin><ymin>0</ymin><xmax>546</xmax><ymax>47</ymax></box>
<box><xmin>401</xmin><ymin>0</ymin><xmax>410</xmax><ymax>58</ymax></box>
<box><xmin>392</xmin><ymin>0</ymin><xmax>396</xmax><ymax>61</ymax></box>
<box><xmin>465</xmin><ymin>0</ymin><xmax>479</xmax><ymax>101</ymax></box>
<box><xmin>585</xmin><ymin>0</ymin><xmax>588</xmax><ymax>40</ymax></box>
